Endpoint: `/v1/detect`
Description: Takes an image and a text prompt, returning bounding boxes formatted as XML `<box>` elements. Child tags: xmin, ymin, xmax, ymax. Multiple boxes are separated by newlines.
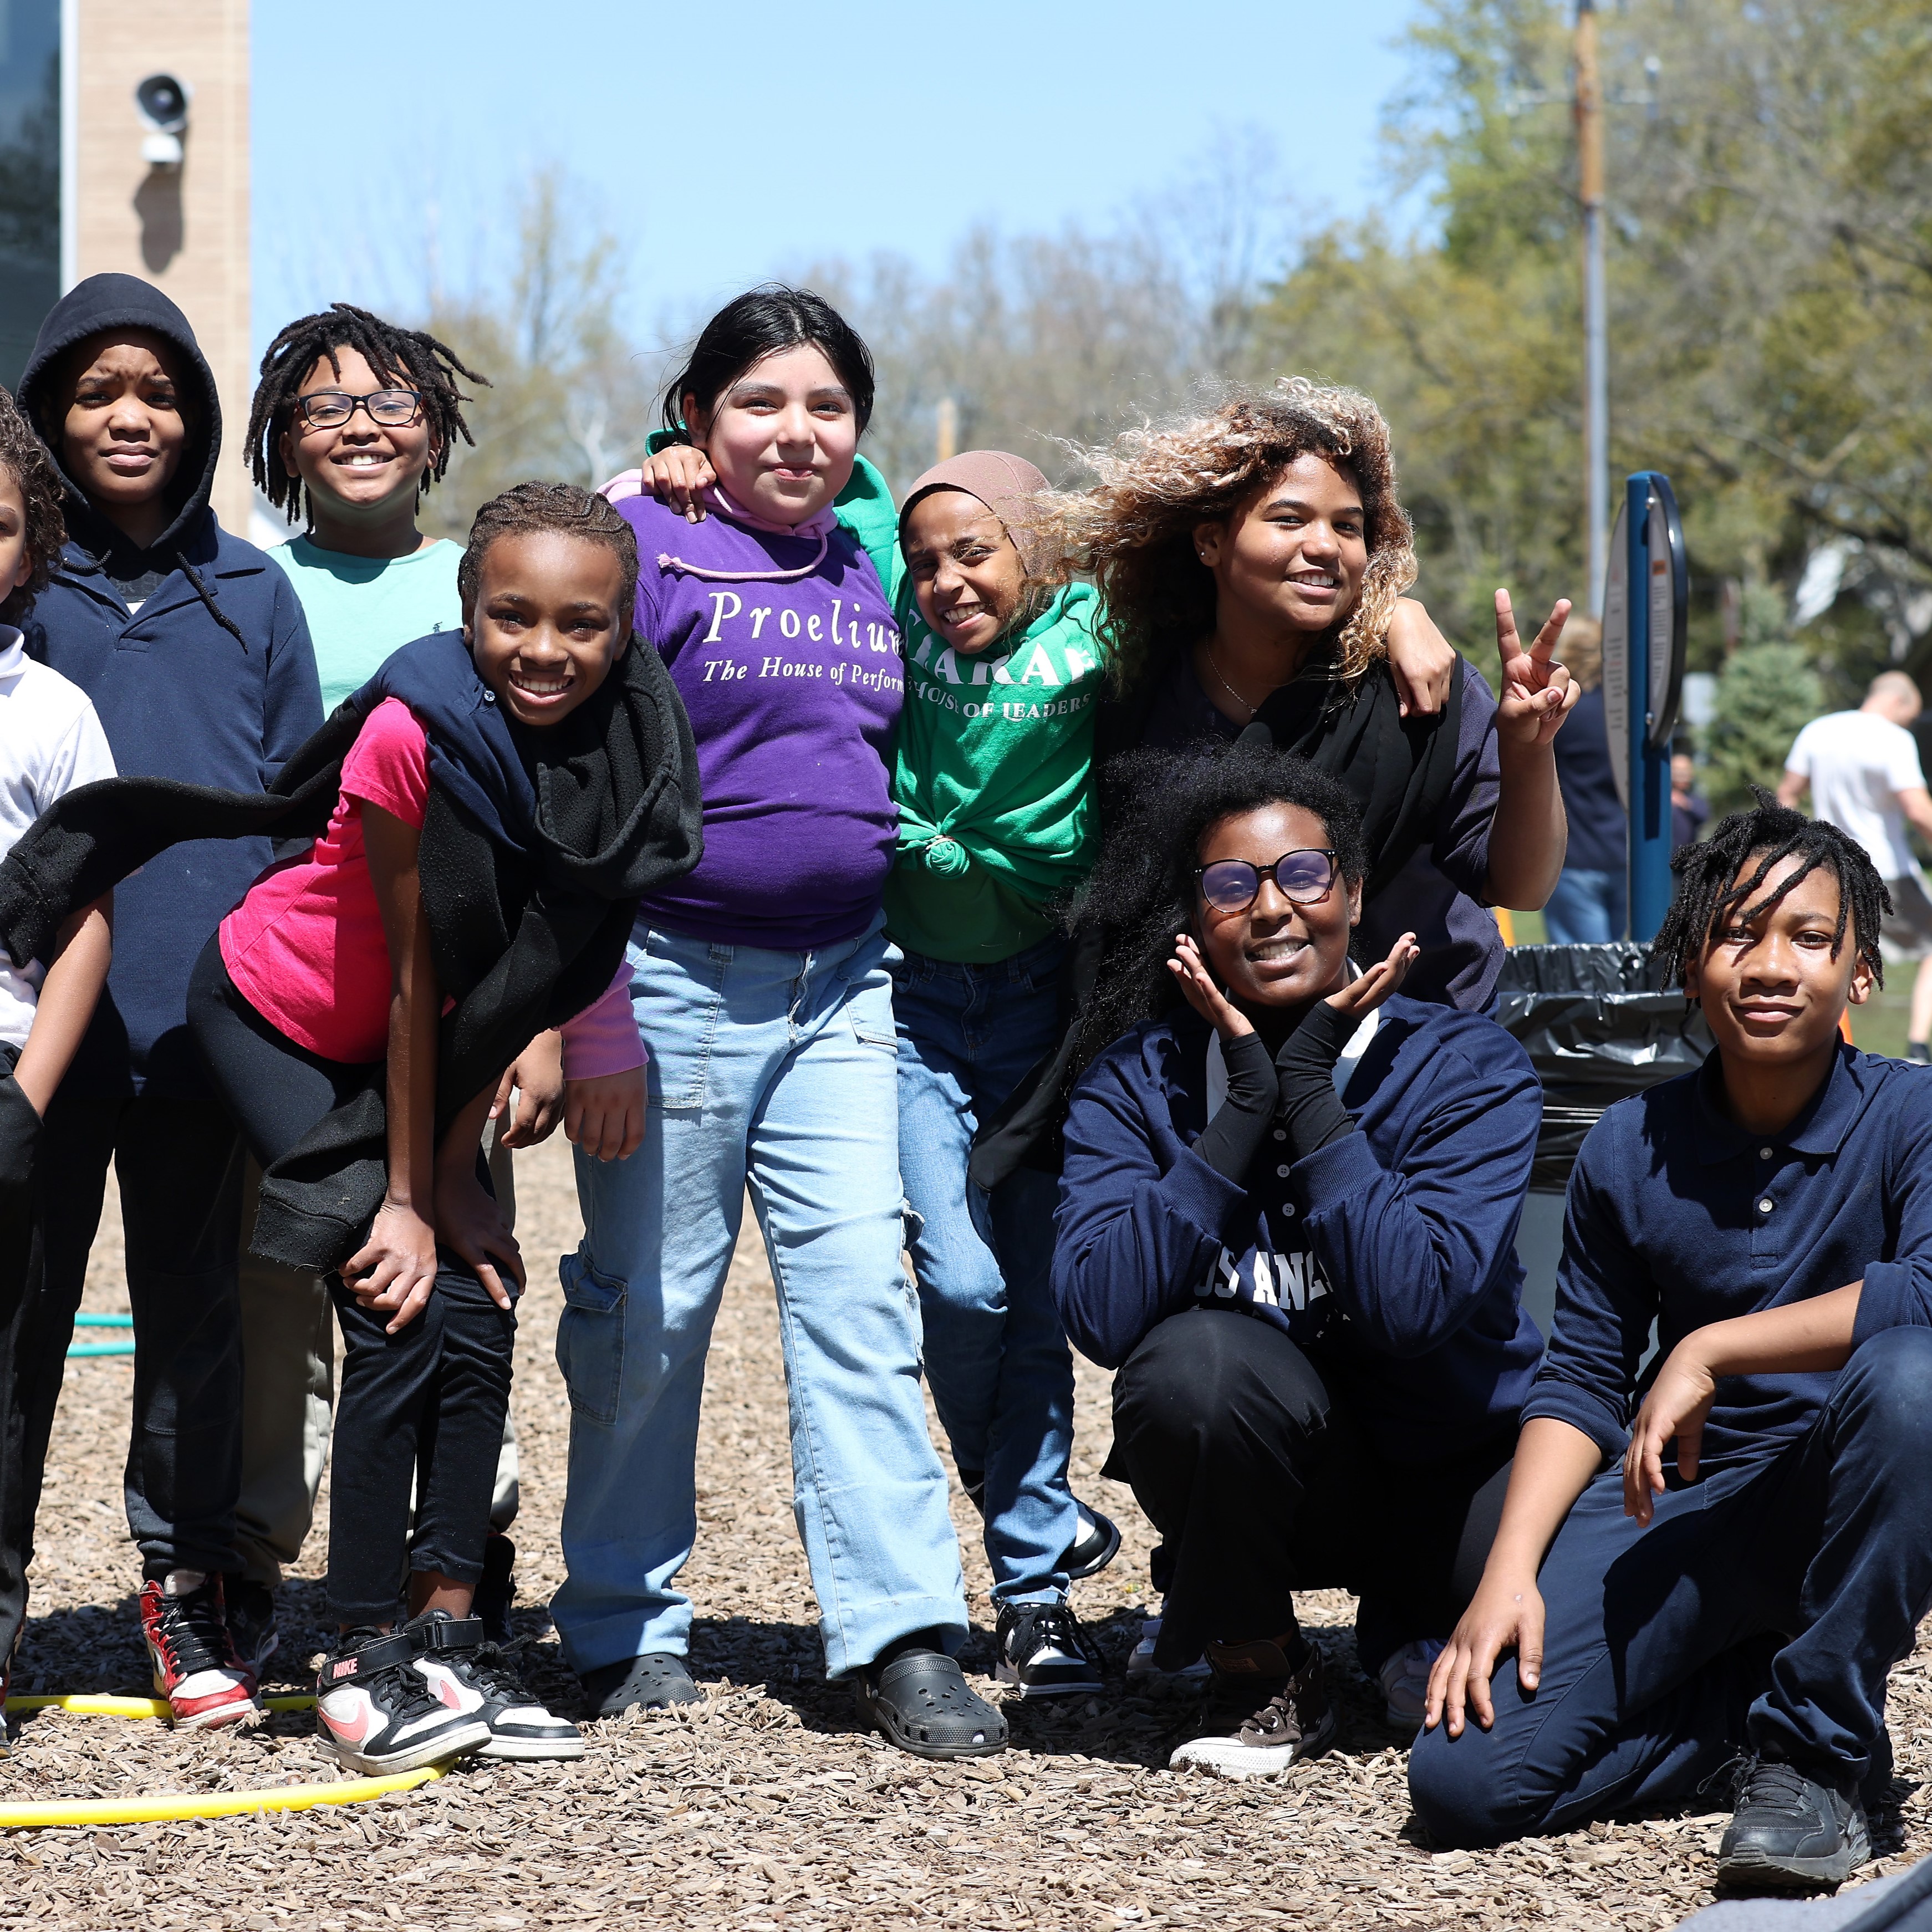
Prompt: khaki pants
<box><xmin>233</xmin><ymin>1134</ymin><xmax>522</xmax><ymax>1588</ymax></box>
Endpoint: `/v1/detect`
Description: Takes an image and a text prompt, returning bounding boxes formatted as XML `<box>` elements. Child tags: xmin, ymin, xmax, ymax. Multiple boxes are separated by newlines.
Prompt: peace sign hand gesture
<box><xmin>1495</xmin><ymin>589</ymin><xmax>1580</xmax><ymax>748</ymax></box>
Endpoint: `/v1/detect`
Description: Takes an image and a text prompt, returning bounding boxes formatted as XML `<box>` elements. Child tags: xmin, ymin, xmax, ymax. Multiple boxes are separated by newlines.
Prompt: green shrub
<box><xmin>1703</xmin><ymin>643</ymin><xmax>1827</xmax><ymax>817</ymax></box>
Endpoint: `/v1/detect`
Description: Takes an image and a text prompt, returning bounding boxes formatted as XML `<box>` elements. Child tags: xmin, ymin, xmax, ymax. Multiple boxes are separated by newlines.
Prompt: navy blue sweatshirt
<box><xmin>1526</xmin><ymin>1044</ymin><xmax>1932</xmax><ymax>1473</ymax></box>
<box><xmin>1054</xmin><ymin>995</ymin><xmax>1544</xmax><ymax>1463</ymax></box>
<box><xmin>16</xmin><ymin>274</ymin><xmax>322</xmax><ymax>1097</ymax></box>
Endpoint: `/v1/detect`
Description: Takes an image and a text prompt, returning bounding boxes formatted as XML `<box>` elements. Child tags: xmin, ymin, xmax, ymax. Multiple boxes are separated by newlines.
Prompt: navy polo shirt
<box><xmin>1053</xmin><ymin>995</ymin><xmax>1545</xmax><ymax>1465</ymax></box>
<box><xmin>1526</xmin><ymin>1043</ymin><xmax>1932</xmax><ymax>1472</ymax></box>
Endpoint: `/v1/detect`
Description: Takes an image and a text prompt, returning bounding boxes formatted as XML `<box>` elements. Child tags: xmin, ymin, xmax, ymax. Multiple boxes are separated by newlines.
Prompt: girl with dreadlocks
<box><xmin>1415</xmin><ymin>797</ymin><xmax>1932</xmax><ymax>1894</ymax></box>
<box><xmin>1052</xmin><ymin>738</ymin><xmax>1543</xmax><ymax>1774</ymax></box>
<box><xmin>251</xmin><ymin>303</ymin><xmax>486</xmax><ymax>711</ymax></box>
<box><xmin>1057</xmin><ymin>377</ymin><xmax>1577</xmax><ymax>1013</ymax></box>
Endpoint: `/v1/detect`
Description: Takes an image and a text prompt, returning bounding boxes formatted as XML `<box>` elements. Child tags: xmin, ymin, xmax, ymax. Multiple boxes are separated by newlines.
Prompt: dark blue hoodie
<box><xmin>1053</xmin><ymin>995</ymin><xmax>1546</xmax><ymax>1464</ymax></box>
<box><xmin>16</xmin><ymin>273</ymin><xmax>322</xmax><ymax>1097</ymax></box>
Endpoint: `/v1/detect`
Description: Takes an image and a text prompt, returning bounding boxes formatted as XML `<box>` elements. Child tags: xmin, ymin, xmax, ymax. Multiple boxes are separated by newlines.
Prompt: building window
<box><xmin>0</xmin><ymin>0</ymin><xmax>59</xmax><ymax>391</ymax></box>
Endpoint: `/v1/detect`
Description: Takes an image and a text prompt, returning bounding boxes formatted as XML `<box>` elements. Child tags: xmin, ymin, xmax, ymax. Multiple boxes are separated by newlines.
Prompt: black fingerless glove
<box><xmin>1273</xmin><ymin>1000</ymin><xmax>1360</xmax><ymax>1161</ymax></box>
<box><xmin>1194</xmin><ymin>1030</ymin><xmax>1280</xmax><ymax>1181</ymax></box>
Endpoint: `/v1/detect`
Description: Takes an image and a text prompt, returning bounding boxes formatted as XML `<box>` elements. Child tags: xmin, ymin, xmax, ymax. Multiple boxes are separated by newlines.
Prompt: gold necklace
<box><xmin>1202</xmin><ymin>642</ymin><xmax>1280</xmax><ymax>720</ymax></box>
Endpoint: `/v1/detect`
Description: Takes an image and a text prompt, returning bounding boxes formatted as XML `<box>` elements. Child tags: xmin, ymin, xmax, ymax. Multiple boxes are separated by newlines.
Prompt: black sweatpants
<box><xmin>1109</xmin><ymin>1307</ymin><xmax>1513</xmax><ymax>1678</ymax></box>
<box><xmin>187</xmin><ymin>940</ymin><xmax>515</xmax><ymax>1624</ymax></box>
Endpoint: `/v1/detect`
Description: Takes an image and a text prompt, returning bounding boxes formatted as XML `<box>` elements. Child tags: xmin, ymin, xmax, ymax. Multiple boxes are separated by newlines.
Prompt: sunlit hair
<box><xmin>1047</xmin><ymin>377</ymin><xmax>1416</xmax><ymax>696</ymax></box>
<box><xmin>0</xmin><ymin>384</ymin><xmax>67</xmax><ymax>624</ymax></box>
<box><xmin>1651</xmin><ymin>789</ymin><xmax>1889</xmax><ymax>993</ymax></box>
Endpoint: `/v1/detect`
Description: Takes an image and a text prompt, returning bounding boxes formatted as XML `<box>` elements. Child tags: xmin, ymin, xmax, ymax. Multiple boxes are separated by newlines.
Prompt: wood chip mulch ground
<box><xmin>3</xmin><ymin>1133</ymin><xmax>1928</xmax><ymax>1930</ymax></box>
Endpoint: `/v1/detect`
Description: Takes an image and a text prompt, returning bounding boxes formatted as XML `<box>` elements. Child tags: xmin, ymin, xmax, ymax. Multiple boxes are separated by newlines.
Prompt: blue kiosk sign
<box><xmin>1600</xmin><ymin>471</ymin><xmax>1689</xmax><ymax>942</ymax></box>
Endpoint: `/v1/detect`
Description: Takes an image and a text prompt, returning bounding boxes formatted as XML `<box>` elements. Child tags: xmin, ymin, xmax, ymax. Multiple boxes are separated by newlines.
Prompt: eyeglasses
<box><xmin>1194</xmin><ymin>848</ymin><xmax>1339</xmax><ymax>914</ymax></box>
<box><xmin>293</xmin><ymin>389</ymin><xmax>425</xmax><ymax>430</ymax></box>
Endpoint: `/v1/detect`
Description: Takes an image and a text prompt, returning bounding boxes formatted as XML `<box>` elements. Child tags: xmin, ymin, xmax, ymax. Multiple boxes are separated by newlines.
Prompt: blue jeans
<box><xmin>1409</xmin><ymin>1327</ymin><xmax>1932</xmax><ymax>1846</ymax></box>
<box><xmin>1542</xmin><ymin>866</ymin><xmax>1627</xmax><ymax>945</ymax></box>
<box><xmin>552</xmin><ymin>918</ymin><xmax>967</xmax><ymax>1680</ymax></box>
<box><xmin>893</xmin><ymin>939</ymin><xmax>1079</xmax><ymax>1607</ymax></box>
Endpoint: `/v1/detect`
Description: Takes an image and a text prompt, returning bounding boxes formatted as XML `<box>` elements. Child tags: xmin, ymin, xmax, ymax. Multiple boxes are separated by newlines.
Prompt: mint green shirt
<box><xmin>267</xmin><ymin>536</ymin><xmax>463</xmax><ymax>710</ymax></box>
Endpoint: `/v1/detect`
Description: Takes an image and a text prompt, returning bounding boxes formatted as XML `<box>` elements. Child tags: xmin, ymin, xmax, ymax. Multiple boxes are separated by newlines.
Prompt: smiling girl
<box><xmin>1</xmin><ymin>482</ymin><xmax>704</xmax><ymax>1772</ymax></box>
<box><xmin>1059</xmin><ymin>378</ymin><xmax>1577</xmax><ymax>1012</ymax></box>
<box><xmin>567</xmin><ymin>288</ymin><xmax>1005</xmax><ymax>1762</ymax></box>
<box><xmin>249</xmin><ymin>304</ymin><xmax>486</xmax><ymax>710</ymax></box>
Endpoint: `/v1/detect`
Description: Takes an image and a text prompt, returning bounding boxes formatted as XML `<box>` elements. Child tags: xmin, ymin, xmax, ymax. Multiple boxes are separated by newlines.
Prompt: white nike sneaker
<box><xmin>316</xmin><ymin>1627</ymin><xmax>492</xmax><ymax>1775</ymax></box>
<box><xmin>409</xmin><ymin>1611</ymin><xmax>584</xmax><ymax>1761</ymax></box>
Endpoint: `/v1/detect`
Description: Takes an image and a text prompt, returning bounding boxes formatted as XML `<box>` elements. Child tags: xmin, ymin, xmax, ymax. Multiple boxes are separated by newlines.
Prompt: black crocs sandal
<box><xmin>855</xmin><ymin>1651</ymin><xmax>1008</xmax><ymax>1761</ymax></box>
<box><xmin>579</xmin><ymin>1651</ymin><xmax>702</xmax><ymax>1719</ymax></box>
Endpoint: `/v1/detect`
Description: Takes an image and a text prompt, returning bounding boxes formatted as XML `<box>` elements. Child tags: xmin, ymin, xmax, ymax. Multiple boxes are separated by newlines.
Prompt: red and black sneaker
<box><xmin>139</xmin><ymin>1570</ymin><xmax>261</xmax><ymax>1730</ymax></box>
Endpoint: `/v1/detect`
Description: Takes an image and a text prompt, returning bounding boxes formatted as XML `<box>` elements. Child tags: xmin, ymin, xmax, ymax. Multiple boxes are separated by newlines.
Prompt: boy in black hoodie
<box><xmin>14</xmin><ymin>273</ymin><xmax>322</xmax><ymax>1727</ymax></box>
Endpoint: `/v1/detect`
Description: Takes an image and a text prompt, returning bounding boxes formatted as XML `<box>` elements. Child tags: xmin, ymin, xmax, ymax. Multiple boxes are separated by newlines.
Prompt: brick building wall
<box><xmin>72</xmin><ymin>0</ymin><xmax>250</xmax><ymax>531</ymax></box>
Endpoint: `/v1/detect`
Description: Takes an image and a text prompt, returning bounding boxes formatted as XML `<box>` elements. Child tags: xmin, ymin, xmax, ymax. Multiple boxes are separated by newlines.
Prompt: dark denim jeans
<box><xmin>893</xmin><ymin>936</ymin><xmax>1079</xmax><ymax>1604</ymax></box>
<box><xmin>1410</xmin><ymin>1326</ymin><xmax>1932</xmax><ymax>1846</ymax></box>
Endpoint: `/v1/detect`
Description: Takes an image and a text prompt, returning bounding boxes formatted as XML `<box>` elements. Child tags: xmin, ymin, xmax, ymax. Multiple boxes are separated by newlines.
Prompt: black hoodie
<box><xmin>16</xmin><ymin>273</ymin><xmax>322</xmax><ymax>1097</ymax></box>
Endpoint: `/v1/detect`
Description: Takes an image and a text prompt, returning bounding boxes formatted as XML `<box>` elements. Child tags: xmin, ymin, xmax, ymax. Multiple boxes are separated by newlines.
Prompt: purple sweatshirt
<box><xmin>618</xmin><ymin>493</ymin><xmax>904</xmax><ymax>949</ymax></box>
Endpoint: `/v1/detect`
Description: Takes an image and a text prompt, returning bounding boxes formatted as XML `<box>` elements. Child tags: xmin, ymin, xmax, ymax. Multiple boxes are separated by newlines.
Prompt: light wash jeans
<box><xmin>893</xmin><ymin>938</ymin><xmax>1079</xmax><ymax>1607</ymax></box>
<box><xmin>1542</xmin><ymin>865</ymin><xmax>1627</xmax><ymax>945</ymax></box>
<box><xmin>552</xmin><ymin>917</ymin><xmax>967</xmax><ymax>1680</ymax></box>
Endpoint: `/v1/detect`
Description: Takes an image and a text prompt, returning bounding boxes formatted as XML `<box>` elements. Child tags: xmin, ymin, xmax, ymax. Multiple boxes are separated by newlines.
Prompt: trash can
<box><xmin>1494</xmin><ymin>943</ymin><xmax>1713</xmax><ymax>1340</ymax></box>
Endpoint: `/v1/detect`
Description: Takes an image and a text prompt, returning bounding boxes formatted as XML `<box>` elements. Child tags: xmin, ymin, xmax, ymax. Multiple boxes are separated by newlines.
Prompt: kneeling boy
<box><xmin>1413</xmin><ymin>797</ymin><xmax>1932</xmax><ymax>1890</ymax></box>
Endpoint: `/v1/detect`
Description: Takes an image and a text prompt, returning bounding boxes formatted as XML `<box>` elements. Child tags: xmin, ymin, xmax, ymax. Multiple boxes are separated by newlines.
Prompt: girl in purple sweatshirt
<box><xmin>553</xmin><ymin>289</ymin><xmax>1002</xmax><ymax>1762</ymax></box>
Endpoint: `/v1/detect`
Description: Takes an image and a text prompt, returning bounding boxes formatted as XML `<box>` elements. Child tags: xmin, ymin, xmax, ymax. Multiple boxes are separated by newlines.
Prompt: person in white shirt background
<box><xmin>1780</xmin><ymin>669</ymin><xmax>1932</xmax><ymax>1061</ymax></box>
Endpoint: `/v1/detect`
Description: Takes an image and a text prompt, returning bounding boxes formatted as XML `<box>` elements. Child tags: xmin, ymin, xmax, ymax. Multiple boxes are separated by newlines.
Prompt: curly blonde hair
<box><xmin>1049</xmin><ymin>377</ymin><xmax>1416</xmax><ymax>695</ymax></box>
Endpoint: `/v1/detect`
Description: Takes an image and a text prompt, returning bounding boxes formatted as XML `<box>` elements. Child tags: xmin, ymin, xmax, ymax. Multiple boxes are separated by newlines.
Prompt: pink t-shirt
<box><xmin>221</xmin><ymin>699</ymin><xmax>642</xmax><ymax>1075</ymax></box>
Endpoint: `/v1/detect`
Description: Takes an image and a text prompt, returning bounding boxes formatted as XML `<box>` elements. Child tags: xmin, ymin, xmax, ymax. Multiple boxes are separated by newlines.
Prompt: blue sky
<box><xmin>252</xmin><ymin>0</ymin><xmax>1425</xmax><ymax>354</ymax></box>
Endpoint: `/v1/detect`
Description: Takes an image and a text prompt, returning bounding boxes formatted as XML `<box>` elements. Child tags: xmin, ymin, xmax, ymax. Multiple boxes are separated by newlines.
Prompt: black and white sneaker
<box><xmin>409</xmin><ymin>1612</ymin><xmax>584</xmax><ymax>1761</ymax></box>
<box><xmin>954</xmin><ymin>1469</ymin><xmax>1121</xmax><ymax>1583</ymax></box>
<box><xmin>1716</xmin><ymin>1754</ymin><xmax>1872</xmax><ymax>1890</ymax></box>
<box><xmin>315</xmin><ymin>1627</ymin><xmax>492</xmax><ymax>1775</ymax></box>
<box><xmin>995</xmin><ymin>1599</ymin><xmax>1104</xmax><ymax>1697</ymax></box>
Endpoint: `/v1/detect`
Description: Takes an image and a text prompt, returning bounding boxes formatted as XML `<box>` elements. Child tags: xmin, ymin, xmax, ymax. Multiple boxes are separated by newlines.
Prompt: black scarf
<box><xmin>0</xmin><ymin>631</ymin><xmax>703</xmax><ymax>1268</ymax></box>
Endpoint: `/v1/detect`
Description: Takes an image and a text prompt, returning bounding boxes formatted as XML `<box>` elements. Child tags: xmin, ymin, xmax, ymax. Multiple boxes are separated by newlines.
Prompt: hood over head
<box><xmin>16</xmin><ymin>273</ymin><xmax>221</xmax><ymax>560</ymax></box>
<box><xmin>899</xmin><ymin>450</ymin><xmax>1053</xmax><ymax>579</ymax></box>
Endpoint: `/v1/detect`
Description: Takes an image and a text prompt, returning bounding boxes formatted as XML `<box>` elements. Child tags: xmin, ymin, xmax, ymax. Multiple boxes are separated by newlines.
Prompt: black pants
<box><xmin>0</xmin><ymin>1051</ymin><xmax>46</xmax><ymax>1664</ymax></box>
<box><xmin>187</xmin><ymin>940</ymin><xmax>516</xmax><ymax>1624</ymax></box>
<box><xmin>30</xmin><ymin>1077</ymin><xmax>245</xmax><ymax>1583</ymax></box>
<box><xmin>1109</xmin><ymin>1307</ymin><xmax>1513</xmax><ymax>1677</ymax></box>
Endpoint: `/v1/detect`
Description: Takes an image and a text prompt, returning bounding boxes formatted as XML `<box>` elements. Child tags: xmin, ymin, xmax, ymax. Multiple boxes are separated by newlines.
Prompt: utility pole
<box><xmin>1576</xmin><ymin>0</ymin><xmax>1608</xmax><ymax>614</ymax></box>
<box><xmin>1576</xmin><ymin>0</ymin><xmax>1607</xmax><ymax>614</ymax></box>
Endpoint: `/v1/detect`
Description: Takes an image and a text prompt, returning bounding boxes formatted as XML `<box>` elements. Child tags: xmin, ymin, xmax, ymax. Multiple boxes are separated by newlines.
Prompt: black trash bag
<box><xmin>1495</xmin><ymin>942</ymin><xmax>1712</xmax><ymax>1192</ymax></box>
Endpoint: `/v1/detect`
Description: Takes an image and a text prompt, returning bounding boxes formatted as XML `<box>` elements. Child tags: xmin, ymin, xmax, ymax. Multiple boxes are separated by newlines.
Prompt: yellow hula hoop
<box><xmin>0</xmin><ymin>1693</ymin><xmax>449</xmax><ymax>1828</ymax></box>
<box><xmin>7</xmin><ymin>1694</ymin><xmax>317</xmax><ymax>1717</ymax></box>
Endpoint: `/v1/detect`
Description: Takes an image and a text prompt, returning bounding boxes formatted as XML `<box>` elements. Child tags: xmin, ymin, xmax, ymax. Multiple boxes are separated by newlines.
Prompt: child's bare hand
<box><xmin>491</xmin><ymin>1030</ymin><xmax>564</xmax><ymax>1148</ymax></box>
<box><xmin>565</xmin><ymin>1066</ymin><xmax>648</xmax><ymax>1162</ymax></box>
<box><xmin>1328</xmin><ymin>932</ymin><xmax>1418</xmax><ymax>1017</ymax></box>
<box><xmin>641</xmin><ymin>445</ymin><xmax>716</xmax><ymax>522</ymax></box>
<box><xmin>344</xmin><ymin>1200</ymin><xmax>440</xmax><ymax>1333</ymax></box>
<box><xmin>1495</xmin><ymin>590</ymin><xmax>1579</xmax><ymax>748</ymax></box>
<box><xmin>1386</xmin><ymin>598</ymin><xmax>1456</xmax><ymax>718</ymax></box>
<box><xmin>433</xmin><ymin>1166</ymin><xmax>523</xmax><ymax>1312</ymax></box>
<box><xmin>1167</xmin><ymin>934</ymin><xmax>1255</xmax><ymax>1044</ymax></box>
